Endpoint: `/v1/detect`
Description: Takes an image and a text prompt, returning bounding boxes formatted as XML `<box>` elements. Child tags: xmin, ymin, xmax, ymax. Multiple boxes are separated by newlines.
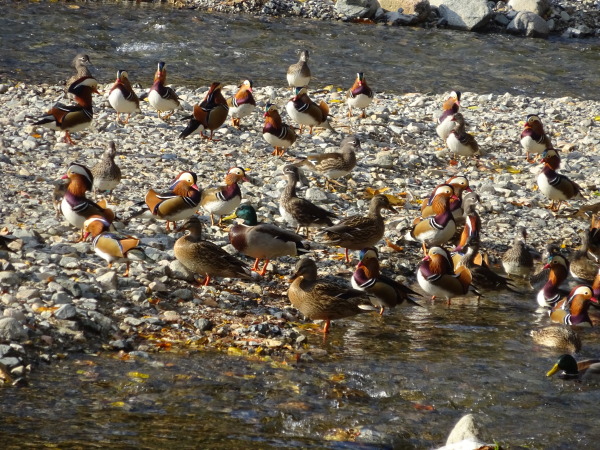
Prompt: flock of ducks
<box><xmin>20</xmin><ymin>51</ymin><xmax>600</xmax><ymax>380</ymax></box>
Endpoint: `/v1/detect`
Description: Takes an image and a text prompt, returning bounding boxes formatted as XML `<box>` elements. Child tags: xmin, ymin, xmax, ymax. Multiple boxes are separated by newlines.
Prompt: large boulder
<box><xmin>508</xmin><ymin>0</ymin><xmax>551</xmax><ymax>17</ymax></box>
<box><xmin>335</xmin><ymin>0</ymin><xmax>380</xmax><ymax>19</ymax></box>
<box><xmin>507</xmin><ymin>11</ymin><xmax>550</xmax><ymax>38</ymax></box>
<box><xmin>430</xmin><ymin>0</ymin><xmax>492</xmax><ymax>31</ymax></box>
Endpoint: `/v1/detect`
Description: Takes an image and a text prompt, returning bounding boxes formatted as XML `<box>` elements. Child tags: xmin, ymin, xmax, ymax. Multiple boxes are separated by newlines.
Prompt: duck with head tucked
<box><xmin>91</xmin><ymin>141</ymin><xmax>121</xmax><ymax>201</ymax></box>
<box><xmin>417</xmin><ymin>246</ymin><xmax>474</xmax><ymax>304</ymax></box>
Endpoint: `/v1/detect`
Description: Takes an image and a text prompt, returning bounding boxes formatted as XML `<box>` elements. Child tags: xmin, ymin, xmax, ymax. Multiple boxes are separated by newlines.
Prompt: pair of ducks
<box><xmin>435</xmin><ymin>91</ymin><xmax>482</xmax><ymax>160</ymax></box>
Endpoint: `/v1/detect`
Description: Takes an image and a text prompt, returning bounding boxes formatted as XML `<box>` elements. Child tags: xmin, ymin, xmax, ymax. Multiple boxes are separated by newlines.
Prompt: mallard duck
<box><xmin>570</xmin><ymin>229</ymin><xmax>597</xmax><ymax>282</ymax></box>
<box><xmin>288</xmin><ymin>258</ymin><xmax>375</xmax><ymax>333</ymax></box>
<box><xmin>201</xmin><ymin>167</ymin><xmax>248</xmax><ymax>227</ymax></box>
<box><xmin>521</xmin><ymin>114</ymin><xmax>552</xmax><ymax>163</ymax></box>
<box><xmin>228</xmin><ymin>204</ymin><xmax>310</xmax><ymax>276</ymax></box>
<box><xmin>537</xmin><ymin>149</ymin><xmax>582</xmax><ymax>212</ymax></box>
<box><xmin>346</xmin><ymin>72</ymin><xmax>374</xmax><ymax>118</ymax></box>
<box><xmin>417</xmin><ymin>246</ymin><xmax>474</xmax><ymax>304</ymax></box>
<box><xmin>502</xmin><ymin>226</ymin><xmax>535</xmax><ymax>279</ymax></box>
<box><xmin>351</xmin><ymin>247</ymin><xmax>422</xmax><ymax>315</ymax></box>
<box><xmin>108</xmin><ymin>70</ymin><xmax>140</xmax><ymax>124</ymax></box>
<box><xmin>550</xmin><ymin>285</ymin><xmax>598</xmax><ymax>326</ymax></box>
<box><xmin>91</xmin><ymin>141</ymin><xmax>121</xmax><ymax>200</ymax></box>
<box><xmin>436</xmin><ymin>90</ymin><xmax>461</xmax><ymax>142</ymax></box>
<box><xmin>174</xmin><ymin>216</ymin><xmax>252</xmax><ymax>286</ymax></box>
<box><xmin>546</xmin><ymin>354</ymin><xmax>600</xmax><ymax>380</ymax></box>
<box><xmin>322</xmin><ymin>194</ymin><xmax>396</xmax><ymax>262</ymax></box>
<box><xmin>287</xmin><ymin>50</ymin><xmax>311</xmax><ymax>89</ymax></box>
<box><xmin>227</xmin><ymin>79</ymin><xmax>256</xmax><ymax>128</ymax></box>
<box><xmin>531</xmin><ymin>326</ymin><xmax>582</xmax><ymax>353</ymax></box>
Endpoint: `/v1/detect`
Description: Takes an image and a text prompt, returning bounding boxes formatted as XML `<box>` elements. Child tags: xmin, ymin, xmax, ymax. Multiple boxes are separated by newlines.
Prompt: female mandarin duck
<box><xmin>201</xmin><ymin>167</ymin><xmax>248</xmax><ymax>227</ymax></box>
<box><xmin>570</xmin><ymin>229</ymin><xmax>597</xmax><ymax>282</ymax></box>
<box><xmin>174</xmin><ymin>216</ymin><xmax>251</xmax><ymax>287</ymax></box>
<box><xmin>537</xmin><ymin>254</ymin><xmax>570</xmax><ymax>308</ymax></box>
<box><xmin>446</xmin><ymin>113</ymin><xmax>481</xmax><ymax>159</ymax></box>
<box><xmin>521</xmin><ymin>114</ymin><xmax>552</xmax><ymax>163</ymax></box>
<box><xmin>286</xmin><ymin>87</ymin><xmax>335</xmax><ymax>134</ymax></box>
<box><xmin>226</xmin><ymin>79</ymin><xmax>256</xmax><ymax>128</ymax></box>
<box><xmin>279</xmin><ymin>165</ymin><xmax>336</xmax><ymax>238</ymax></box>
<box><xmin>537</xmin><ymin>149</ymin><xmax>581</xmax><ymax>212</ymax></box>
<box><xmin>417</xmin><ymin>246</ymin><xmax>473</xmax><ymax>304</ymax></box>
<box><xmin>421</xmin><ymin>175</ymin><xmax>472</xmax><ymax>222</ymax></box>
<box><xmin>351</xmin><ymin>247</ymin><xmax>422</xmax><ymax>315</ymax></box>
<box><xmin>288</xmin><ymin>257</ymin><xmax>375</xmax><ymax>333</ymax></box>
<box><xmin>34</xmin><ymin>76</ymin><xmax>99</xmax><ymax>145</ymax></box>
<box><xmin>263</xmin><ymin>103</ymin><xmax>297</xmax><ymax>157</ymax></box>
<box><xmin>82</xmin><ymin>215</ymin><xmax>145</xmax><ymax>277</ymax></box>
<box><xmin>67</xmin><ymin>53</ymin><xmax>94</xmax><ymax>89</ymax></box>
<box><xmin>91</xmin><ymin>141</ymin><xmax>121</xmax><ymax>200</ymax></box>
<box><xmin>322</xmin><ymin>194</ymin><xmax>396</xmax><ymax>263</ymax></box>
<box><xmin>287</xmin><ymin>50</ymin><xmax>311</xmax><ymax>89</ymax></box>
<box><xmin>180</xmin><ymin>82</ymin><xmax>229</xmax><ymax>141</ymax></box>
<box><xmin>346</xmin><ymin>72</ymin><xmax>374</xmax><ymax>118</ymax></box>
<box><xmin>145</xmin><ymin>171</ymin><xmax>201</xmax><ymax>232</ymax></box>
<box><xmin>502</xmin><ymin>226</ymin><xmax>535</xmax><ymax>279</ymax></box>
<box><xmin>108</xmin><ymin>70</ymin><xmax>141</xmax><ymax>124</ymax></box>
<box><xmin>146</xmin><ymin>61</ymin><xmax>181</xmax><ymax>120</ymax></box>
<box><xmin>547</xmin><ymin>354</ymin><xmax>600</xmax><ymax>380</ymax></box>
<box><xmin>530</xmin><ymin>326</ymin><xmax>581</xmax><ymax>353</ymax></box>
<box><xmin>550</xmin><ymin>285</ymin><xmax>598</xmax><ymax>326</ymax></box>
<box><xmin>228</xmin><ymin>204</ymin><xmax>309</xmax><ymax>276</ymax></box>
<box><xmin>61</xmin><ymin>163</ymin><xmax>115</xmax><ymax>241</ymax></box>
<box><xmin>436</xmin><ymin>90</ymin><xmax>461</xmax><ymax>141</ymax></box>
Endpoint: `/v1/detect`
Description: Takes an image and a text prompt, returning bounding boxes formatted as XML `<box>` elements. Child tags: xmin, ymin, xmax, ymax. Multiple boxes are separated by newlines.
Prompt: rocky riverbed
<box><xmin>0</xmin><ymin>77</ymin><xmax>599</xmax><ymax>386</ymax></box>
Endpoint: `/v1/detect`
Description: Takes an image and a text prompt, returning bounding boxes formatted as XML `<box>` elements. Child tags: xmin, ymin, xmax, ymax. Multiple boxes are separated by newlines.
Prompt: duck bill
<box><xmin>221</xmin><ymin>212</ymin><xmax>237</xmax><ymax>222</ymax></box>
<box><xmin>542</xmin><ymin>263</ymin><xmax>551</xmax><ymax>270</ymax></box>
<box><xmin>546</xmin><ymin>364</ymin><xmax>560</xmax><ymax>377</ymax></box>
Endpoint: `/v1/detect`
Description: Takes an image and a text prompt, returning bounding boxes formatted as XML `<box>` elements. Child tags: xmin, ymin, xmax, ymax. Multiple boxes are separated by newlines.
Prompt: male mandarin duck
<box><xmin>436</xmin><ymin>90</ymin><xmax>461</xmax><ymax>141</ymax></box>
<box><xmin>550</xmin><ymin>285</ymin><xmax>598</xmax><ymax>326</ymax></box>
<box><xmin>226</xmin><ymin>79</ymin><xmax>256</xmax><ymax>128</ymax></box>
<box><xmin>82</xmin><ymin>215</ymin><xmax>145</xmax><ymax>277</ymax></box>
<box><xmin>570</xmin><ymin>229</ymin><xmax>597</xmax><ymax>282</ymax></box>
<box><xmin>279</xmin><ymin>165</ymin><xmax>336</xmax><ymax>238</ymax></box>
<box><xmin>346</xmin><ymin>72</ymin><xmax>374</xmax><ymax>118</ymax></box>
<box><xmin>451</xmin><ymin>193</ymin><xmax>480</xmax><ymax>255</ymax></box>
<box><xmin>453</xmin><ymin>244</ymin><xmax>517</xmax><ymax>294</ymax></box>
<box><xmin>546</xmin><ymin>354</ymin><xmax>600</xmax><ymax>380</ymax></box>
<box><xmin>66</xmin><ymin>53</ymin><xmax>94</xmax><ymax>90</ymax></box>
<box><xmin>288</xmin><ymin>257</ymin><xmax>376</xmax><ymax>334</ymax></box>
<box><xmin>417</xmin><ymin>246</ymin><xmax>473</xmax><ymax>304</ymax></box>
<box><xmin>286</xmin><ymin>50</ymin><xmax>311</xmax><ymax>89</ymax></box>
<box><xmin>530</xmin><ymin>326</ymin><xmax>581</xmax><ymax>353</ymax></box>
<box><xmin>286</xmin><ymin>87</ymin><xmax>335</xmax><ymax>135</ymax></box>
<box><xmin>34</xmin><ymin>76</ymin><xmax>99</xmax><ymax>145</ymax></box>
<box><xmin>228</xmin><ymin>204</ymin><xmax>310</xmax><ymax>276</ymax></box>
<box><xmin>351</xmin><ymin>247</ymin><xmax>422</xmax><ymax>315</ymax></box>
<box><xmin>537</xmin><ymin>149</ymin><xmax>582</xmax><ymax>212</ymax></box>
<box><xmin>295</xmin><ymin>135</ymin><xmax>359</xmax><ymax>190</ymax></box>
<box><xmin>501</xmin><ymin>226</ymin><xmax>535</xmax><ymax>279</ymax></box>
<box><xmin>200</xmin><ymin>167</ymin><xmax>248</xmax><ymax>227</ymax></box>
<box><xmin>60</xmin><ymin>163</ymin><xmax>115</xmax><ymax>240</ymax></box>
<box><xmin>589</xmin><ymin>214</ymin><xmax>600</xmax><ymax>261</ymax></box>
<box><xmin>593</xmin><ymin>267</ymin><xmax>600</xmax><ymax>298</ymax></box>
<box><xmin>322</xmin><ymin>194</ymin><xmax>396</xmax><ymax>263</ymax></box>
<box><xmin>91</xmin><ymin>141</ymin><xmax>121</xmax><ymax>200</ymax></box>
<box><xmin>108</xmin><ymin>70</ymin><xmax>141</xmax><ymax>124</ymax></box>
<box><xmin>180</xmin><ymin>82</ymin><xmax>229</xmax><ymax>141</ymax></box>
<box><xmin>174</xmin><ymin>216</ymin><xmax>251</xmax><ymax>287</ymax></box>
<box><xmin>262</xmin><ymin>103</ymin><xmax>298</xmax><ymax>157</ymax></box>
<box><xmin>521</xmin><ymin>114</ymin><xmax>552</xmax><ymax>162</ymax></box>
<box><xmin>146</xmin><ymin>61</ymin><xmax>181</xmax><ymax>120</ymax></box>
<box><xmin>421</xmin><ymin>175</ymin><xmax>472</xmax><ymax>222</ymax></box>
<box><xmin>145</xmin><ymin>171</ymin><xmax>201</xmax><ymax>232</ymax></box>
<box><xmin>446</xmin><ymin>113</ymin><xmax>481</xmax><ymax>159</ymax></box>
<box><xmin>537</xmin><ymin>254</ymin><xmax>570</xmax><ymax>308</ymax></box>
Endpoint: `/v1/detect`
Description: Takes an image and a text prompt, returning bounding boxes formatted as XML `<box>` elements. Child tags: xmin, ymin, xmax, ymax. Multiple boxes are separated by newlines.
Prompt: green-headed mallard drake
<box><xmin>346</xmin><ymin>72</ymin><xmax>374</xmax><ymax>118</ymax></box>
<box><xmin>417</xmin><ymin>246</ymin><xmax>474</xmax><ymax>304</ymax></box>
<box><xmin>502</xmin><ymin>226</ymin><xmax>535</xmax><ymax>279</ymax></box>
<box><xmin>322</xmin><ymin>194</ymin><xmax>396</xmax><ymax>263</ymax></box>
<box><xmin>146</xmin><ymin>61</ymin><xmax>181</xmax><ymax>121</ymax></box>
<box><xmin>279</xmin><ymin>165</ymin><xmax>336</xmax><ymax>238</ymax></box>
<box><xmin>201</xmin><ymin>167</ymin><xmax>248</xmax><ymax>227</ymax></box>
<box><xmin>436</xmin><ymin>90</ymin><xmax>461</xmax><ymax>141</ymax></box>
<box><xmin>287</xmin><ymin>50</ymin><xmax>311</xmax><ymax>89</ymax></box>
<box><xmin>288</xmin><ymin>257</ymin><xmax>376</xmax><ymax>333</ymax></box>
<box><xmin>286</xmin><ymin>87</ymin><xmax>335</xmax><ymax>135</ymax></box>
<box><xmin>180</xmin><ymin>82</ymin><xmax>229</xmax><ymax>141</ymax></box>
<box><xmin>227</xmin><ymin>79</ymin><xmax>256</xmax><ymax>128</ymax></box>
<box><xmin>521</xmin><ymin>114</ymin><xmax>552</xmax><ymax>163</ymax></box>
<box><xmin>228</xmin><ymin>204</ymin><xmax>310</xmax><ymax>276</ymax></box>
<box><xmin>531</xmin><ymin>326</ymin><xmax>582</xmax><ymax>353</ymax></box>
<box><xmin>446</xmin><ymin>113</ymin><xmax>481</xmax><ymax>158</ymax></box>
<box><xmin>91</xmin><ymin>141</ymin><xmax>121</xmax><ymax>200</ymax></box>
<box><xmin>351</xmin><ymin>247</ymin><xmax>422</xmax><ymax>315</ymax></box>
<box><xmin>108</xmin><ymin>70</ymin><xmax>141</xmax><ymax>124</ymax></box>
<box><xmin>537</xmin><ymin>149</ymin><xmax>582</xmax><ymax>212</ymax></box>
<box><xmin>145</xmin><ymin>171</ymin><xmax>201</xmax><ymax>232</ymax></box>
<box><xmin>550</xmin><ymin>285</ymin><xmax>598</xmax><ymax>326</ymax></box>
<box><xmin>546</xmin><ymin>354</ymin><xmax>600</xmax><ymax>380</ymax></box>
<box><xmin>421</xmin><ymin>175</ymin><xmax>472</xmax><ymax>222</ymax></box>
<box><xmin>263</xmin><ymin>102</ymin><xmax>298</xmax><ymax>157</ymax></box>
<box><xmin>570</xmin><ymin>229</ymin><xmax>597</xmax><ymax>282</ymax></box>
<box><xmin>174</xmin><ymin>216</ymin><xmax>252</xmax><ymax>286</ymax></box>
<box><xmin>83</xmin><ymin>215</ymin><xmax>145</xmax><ymax>277</ymax></box>
<box><xmin>536</xmin><ymin>254</ymin><xmax>570</xmax><ymax>309</ymax></box>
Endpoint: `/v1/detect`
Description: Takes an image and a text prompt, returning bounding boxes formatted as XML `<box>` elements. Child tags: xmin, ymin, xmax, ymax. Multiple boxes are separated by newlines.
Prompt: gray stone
<box><xmin>171</xmin><ymin>288</ymin><xmax>194</xmax><ymax>300</ymax></box>
<box><xmin>96</xmin><ymin>271</ymin><xmax>118</xmax><ymax>291</ymax></box>
<box><xmin>16</xmin><ymin>288</ymin><xmax>40</xmax><ymax>300</ymax></box>
<box><xmin>430</xmin><ymin>0</ymin><xmax>493</xmax><ymax>30</ymax></box>
<box><xmin>3</xmin><ymin>308</ymin><xmax>26</xmax><ymax>323</ymax></box>
<box><xmin>54</xmin><ymin>304</ymin><xmax>78</xmax><ymax>320</ymax></box>
<box><xmin>0</xmin><ymin>317</ymin><xmax>27</xmax><ymax>342</ymax></box>
<box><xmin>0</xmin><ymin>271</ymin><xmax>20</xmax><ymax>286</ymax></box>
<box><xmin>508</xmin><ymin>0</ymin><xmax>550</xmax><ymax>16</ymax></box>
<box><xmin>443</xmin><ymin>414</ymin><xmax>489</xmax><ymax>448</ymax></box>
<box><xmin>335</xmin><ymin>0</ymin><xmax>380</xmax><ymax>19</ymax></box>
<box><xmin>507</xmin><ymin>11</ymin><xmax>550</xmax><ymax>37</ymax></box>
<box><xmin>195</xmin><ymin>318</ymin><xmax>213</xmax><ymax>331</ymax></box>
<box><xmin>169</xmin><ymin>259</ymin><xmax>196</xmax><ymax>282</ymax></box>
<box><xmin>0</xmin><ymin>357</ymin><xmax>21</xmax><ymax>367</ymax></box>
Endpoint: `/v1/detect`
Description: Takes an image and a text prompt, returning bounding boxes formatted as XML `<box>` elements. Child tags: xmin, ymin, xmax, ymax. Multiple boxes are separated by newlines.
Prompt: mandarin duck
<box><xmin>174</xmin><ymin>216</ymin><xmax>252</xmax><ymax>287</ymax></box>
<box><xmin>146</xmin><ymin>61</ymin><xmax>181</xmax><ymax>120</ymax></box>
<box><xmin>53</xmin><ymin>178</ymin><xmax>69</xmax><ymax>218</ymax></box>
<box><xmin>180</xmin><ymin>82</ymin><xmax>229</xmax><ymax>141</ymax></box>
<box><xmin>286</xmin><ymin>50</ymin><xmax>311</xmax><ymax>89</ymax></box>
<box><xmin>589</xmin><ymin>214</ymin><xmax>600</xmax><ymax>261</ymax></box>
<box><xmin>501</xmin><ymin>227</ymin><xmax>535</xmax><ymax>279</ymax></box>
<box><xmin>288</xmin><ymin>258</ymin><xmax>376</xmax><ymax>334</ymax></box>
<box><xmin>451</xmin><ymin>193</ymin><xmax>480</xmax><ymax>255</ymax></box>
<box><xmin>60</xmin><ymin>163</ymin><xmax>115</xmax><ymax>241</ymax></box>
<box><xmin>421</xmin><ymin>175</ymin><xmax>472</xmax><ymax>222</ymax></box>
<box><xmin>286</xmin><ymin>87</ymin><xmax>335</xmax><ymax>134</ymax></box>
<box><xmin>91</xmin><ymin>141</ymin><xmax>121</xmax><ymax>200</ymax></box>
<box><xmin>346</xmin><ymin>72</ymin><xmax>374</xmax><ymax>118</ymax></box>
<box><xmin>279</xmin><ymin>165</ymin><xmax>336</xmax><ymax>238</ymax></box>
<box><xmin>436</xmin><ymin>90</ymin><xmax>461</xmax><ymax>141</ymax></box>
<box><xmin>446</xmin><ymin>113</ymin><xmax>481</xmax><ymax>159</ymax></box>
<box><xmin>295</xmin><ymin>135</ymin><xmax>359</xmax><ymax>190</ymax></box>
<box><xmin>546</xmin><ymin>354</ymin><xmax>600</xmax><ymax>380</ymax></box>
<box><xmin>227</xmin><ymin>79</ymin><xmax>256</xmax><ymax>128</ymax></box>
<box><xmin>34</xmin><ymin>76</ymin><xmax>99</xmax><ymax>145</ymax></box>
<box><xmin>537</xmin><ymin>149</ymin><xmax>581</xmax><ymax>212</ymax></box>
<box><xmin>82</xmin><ymin>215</ymin><xmax>145</xmax><ymax>277</ymax></box>
<box><xmin>262</xmin><ymin>103</ymin><xmax>298</xmax><ymax>157</ymax></box>
<box><xmin>351</xmin><ymin>247</ymin><xmax>422</xmax><ymax>315</ymax></box>
<box><xmin>537</xmin><ymin>254</ymin><xmax>570</xmax><ymax>308</ymax></box>
<box><xmin>108</xmin><ymin>70</ymin><xmax>141</xmax><ymax>124</ymax></box>
<box><xmin>321</xmin><ymin>194</ymin><xmax>396</xmax><ymax>263</ymax></box>
<box><xmin>145</xmin><ymin>171</ymin><xmax>201</xmax><ymax>232</ymax></box>
<box><xmin>550</xmin><ymin>285</ymin><xmax>598</xmax><ymax>326</ymax></box>
<box><xmin>66</xmin><ymin>53</ymin><xmax>94</xmax><ymax>91</ymax></box>
<box><xmin>570</xmin><ymin>229</ymin><xmax>597</xmax><ymax>282</ymax></box>
<box><xmin>201</xmin><ymin>167</ymin><xmax>248</xmax><ymax>227</ymax></box>
<box><xmin>453</xmin><ymin>244</ymin><xmax>517</xmax><ymax>294</ymax></box>
<box><xmin>521</xmin><ymin>114</ymin><xmax>552</xmax><ymax>162</ymax></box>
<box><xmin>228</xmin><ymin>204</ymin><xmax>310</xmax><ymax>276</ymax></box>
<box><xmin>593</xmin><ymin>267</ymin><xmax>600</xmax><ymax>298</ymax></box>
<box><xmin>530</xmin><ymin>326</ymin><xmax>582</xmax><ymax>353</ymax></box>
<box><xmin>417</xmin><ymin>246</ymin><xmax>473</xmax><ymax>304</ymax></box>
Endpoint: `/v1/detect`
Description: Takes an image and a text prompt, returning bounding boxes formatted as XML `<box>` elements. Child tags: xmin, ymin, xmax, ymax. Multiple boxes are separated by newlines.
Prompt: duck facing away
<box><xmin>502</xmin><ymin>226</ymin><xmax>535</xmax><ymax>279</ymax></box>
<box><xmin>436</xmin><ymin>90</ymin><xmax>461</xmax><ymax>141</ymax></box>
<box><xmin>180</xmin><ymin>82</ymin><xmax>229</xmax><ymax>141</ymax></box>
<box><xmin>546</xmin><ymin>354</ymin><xmax>600</xmax><ymax>380</ymax></box>
<box><xmin>286</xmin><ymin>87</ymin><xmax>335</xmax><ymax>135</ymax></box>
<box><xmin>531</xmin><ymin>326</ymin><xmax>582</xmax><ymax>353</ymax></box>
<box><xmin>287</xmin><ymin>50</ymin><xmax>311</xmax><ymax>89</ymax></box>
<box><xmin>445</xmin><ymin>113</ymin><xmax>481</xmax><ymax>159</ymax></box>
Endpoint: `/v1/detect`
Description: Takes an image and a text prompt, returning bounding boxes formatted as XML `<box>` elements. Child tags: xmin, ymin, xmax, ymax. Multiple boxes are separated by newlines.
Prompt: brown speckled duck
<box><xmin>286</xmin><ymin>50</ymin><xmax>311</xmax><ymax>89</ymax></box>
<box><xmin>91</xmin><ymin>141</ymin><xmax>122</xmax><ymax>200</ymax></box>
<box><xmin>502</xmin><ymin>226</ymin><xmax>535</xmax><ymax>279</ymax></box>
<box><xmin>570</xmin><ymin>229</ymin><xmax>598</xmax><ymax>282</ymax></box>
<box><xmin>531</xmin><ymin>326</ymin><xmax>582</xmax><ymax>353</ymax></box>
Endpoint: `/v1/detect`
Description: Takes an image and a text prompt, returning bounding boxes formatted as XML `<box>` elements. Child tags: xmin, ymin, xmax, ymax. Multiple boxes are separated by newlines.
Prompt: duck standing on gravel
<box><xmin>502</xmin><ymin>227</ymin><xmax>535</xmax><ymax>279</ymax></box>
<box><xmin>66</xmin><ymin>53</ymin><xmax>95</xmax><ymax>92</ymax></box>
<box><xmin>227</xmin><ymin>79</ymin><xmax>256</xmax><ymax>128</ymax></box>
<box><xmin>144</xmin><ymin>61</ymin><xmax>181</xmax><ymax>121</ymax></box>
<box><xmin>537</xmin><ymin>149</ymin><xmax>581</xmax><ymax>212</ymax></box>
<box><xmin>286</xmin><ymin>87</ymin><xmax>335</xmax><ymax>134</ymax></box>
<box><xmin>180</xmin><ymin>82</ymin><xmax>229</xmax><ymax>141</ymax></box>
<box><xmin>445</xmin><ymin>113</ymin><xmax>481</xmax><ymax>160</ymax></box>
<box><xmin>286</xmin><ymin>50</ymin><xmax>311</xmax><ymax>89</ymax></box>
<box><xmin>262</xmin><ymin>103</ymin><xmax>298</xmax><ymax>157</ymax></box>
<box><xmin>346</xmin><ymin>72</ymin><xmax>374</xmax><ymax>118</ymax></box>
<box><xmin>91</xmin><ymin>141</ymin><xmax>121</xmax><ymax>201</ymax></box>
<box><xmin>201</xmin><ymin>167</ymin><xmax>248</xmax><ymax>227</ymax></box>
<box><xmin>108</xmin><ymin>70</ymin><xmax>141</xmax><ymax>124</ymax></box>
<box><xmin>436</xmin><ymin>90</ymin><xmax>461</xmax><ymax>141</ymax></box>
<box><xmin>520</xmin><ymin>114</ymin><xmax>552</xmax><ymax>163</ymax></box>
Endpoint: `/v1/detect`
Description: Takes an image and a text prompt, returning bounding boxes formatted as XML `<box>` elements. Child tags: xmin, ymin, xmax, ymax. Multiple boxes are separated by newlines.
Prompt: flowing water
<box><xmin>2</xmin><ymin>1</ymin><xmax>600</xmax><ymax>448</ymax></box>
